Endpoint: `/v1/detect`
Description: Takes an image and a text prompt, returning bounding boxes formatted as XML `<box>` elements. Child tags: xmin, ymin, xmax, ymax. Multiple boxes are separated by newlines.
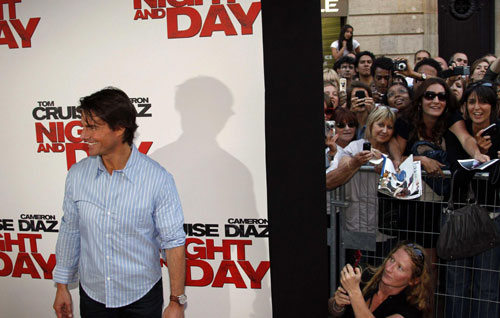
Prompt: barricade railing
<box><xmin>327</xmin><ymin>166</ymin><xmax>500</xmax><ymax>318</ymax></box>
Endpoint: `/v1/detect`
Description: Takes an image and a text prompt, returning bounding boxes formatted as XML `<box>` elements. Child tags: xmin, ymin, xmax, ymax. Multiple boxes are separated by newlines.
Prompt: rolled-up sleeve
<box><xmin>53</xmin><ymin>170</ymin><xmax>80</xmax><ymax>284</ymax></box>
<box><xmin>155</xmin><ymin>173</ymin><xmax>186</xmax><ymax>250</ymax></box>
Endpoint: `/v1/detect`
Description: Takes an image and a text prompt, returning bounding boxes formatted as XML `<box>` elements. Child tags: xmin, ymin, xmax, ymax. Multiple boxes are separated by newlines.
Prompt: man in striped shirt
<box><xmin>53</xmin><ymin>87</ymin><xmax>186</xmax><ymax>318</ymax></box>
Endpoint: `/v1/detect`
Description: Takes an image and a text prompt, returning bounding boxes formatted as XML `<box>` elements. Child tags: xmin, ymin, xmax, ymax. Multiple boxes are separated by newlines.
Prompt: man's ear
<box><xmin>114</xmin><ymin>126</ymin><xmax>126</xmax><ymax>140</ymax></box>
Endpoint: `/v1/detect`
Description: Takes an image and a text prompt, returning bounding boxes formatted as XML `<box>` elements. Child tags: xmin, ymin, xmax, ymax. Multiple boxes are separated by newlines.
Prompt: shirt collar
<box><xmin>96</xmin><ymin>144</ymin><xmax>141</xmax><ymax>184</ymax></box>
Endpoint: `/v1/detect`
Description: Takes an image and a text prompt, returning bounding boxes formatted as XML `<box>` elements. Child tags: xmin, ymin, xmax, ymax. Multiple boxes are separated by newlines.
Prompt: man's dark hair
<box><xmin>448</xmin><ymin>52</ymin><xmax>468</xmax><ymax>65</ymax></box>
<box><xmin>370</xmin><ymin>56</ymin><xmax>393</xmax><ymax>76</ymax></box>
<box><xmin>355</xmin><ymin>51</ymin><xmax>375</xmax><ymax>68</ymax></box>
<box><xmin>334</xmin><ymin>55</ymin><xmax>355</xmax><ymax>72</ymax></box>
<box><xmin>79</xmin><ymin>87</ymin><xmax>138</xmax><ymax>145</ymax></box>
<box><xmin>414</xmin><ymin>58</ymin><xmax>442</xmax><ymax>74</ymax></box>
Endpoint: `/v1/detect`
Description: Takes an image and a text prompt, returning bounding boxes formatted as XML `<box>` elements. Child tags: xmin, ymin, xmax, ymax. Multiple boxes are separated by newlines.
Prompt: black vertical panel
<box><xmin>261</xmin><ymin>1</ymin><xmax>329</xmax><ymax>317</ymax></box>
<box><xmin>438</xmin><ymin>0</ymin><xmax>494</xmax><ymax>63</ymax></box>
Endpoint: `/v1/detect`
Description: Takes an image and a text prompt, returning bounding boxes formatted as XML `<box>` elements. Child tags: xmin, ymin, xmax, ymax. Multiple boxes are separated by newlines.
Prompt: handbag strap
<box><xmin>447</xmin><ymin>169</ymin><xmax>475</xmax><ymax>211</ymax></box>
<box><xmin>489</xmin><ymin>161</ymin><xmax>500</xmax><ymax>186</ymax></box>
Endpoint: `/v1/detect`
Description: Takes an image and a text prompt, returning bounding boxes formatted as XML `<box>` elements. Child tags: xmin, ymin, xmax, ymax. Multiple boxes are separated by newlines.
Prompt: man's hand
<box><xmin>53</xmin><ymin>284</ymin><xmax>73</xmax><ymax>318</ymax></box>
<box><xmin>163</xmin><ymin>302</ymin><xmax>185</xmax><ymax>318</ymax></box>
<box><xmin>393</xmin><ymin>58</ymin><xmax>414</xmax><ymax>78</ymax></box>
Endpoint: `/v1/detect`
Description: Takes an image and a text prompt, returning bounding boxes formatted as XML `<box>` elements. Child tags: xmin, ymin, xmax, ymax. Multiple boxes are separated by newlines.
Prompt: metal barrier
<box><xmin>327</xmin><ymin>166</ymin><xmax>500</xmax><ymax>318</ymax></box>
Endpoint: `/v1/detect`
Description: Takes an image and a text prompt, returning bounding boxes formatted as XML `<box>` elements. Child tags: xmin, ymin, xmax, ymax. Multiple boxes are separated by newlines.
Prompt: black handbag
<box><xmin>437</xmin><ymin>170</ymin><xmax>500</xmax><ymax>261</ymax></box>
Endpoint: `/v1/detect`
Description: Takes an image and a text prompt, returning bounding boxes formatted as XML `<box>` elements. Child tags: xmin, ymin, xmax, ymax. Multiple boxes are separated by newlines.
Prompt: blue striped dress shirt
<box><xmin>53</xmin><ymin>145</ymin><xmax>186</xmax><ymax>308</ymax></box>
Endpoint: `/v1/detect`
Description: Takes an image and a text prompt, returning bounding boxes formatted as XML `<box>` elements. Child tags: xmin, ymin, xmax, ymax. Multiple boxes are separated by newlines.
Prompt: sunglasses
<box><xmin>407</xmin><ymin>243</ymin><xmax>425</xmax><ymax>262</ymax></box>
<box><xmin>337</xmin><ymin>122</ymin><xmax>357</xmax><ymax>128</ymax></box>
<box><xmin>423</xmin><ymin>91</ymin><xmax>447</xmax><ymax>101</ymax></box>
<box><xmin>469</xmin><ymin>81</ymin><xmax>494</xmax><ymax>89</ymax></box>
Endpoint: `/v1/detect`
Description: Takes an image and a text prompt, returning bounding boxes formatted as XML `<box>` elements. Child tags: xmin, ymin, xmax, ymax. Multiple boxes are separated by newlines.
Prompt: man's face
<box><xmin>356</xmin><ymin>55</ymin><xmax>373</xmax><ymax>77</ymax></box>
<box><xmin>80</xmin><ymin>112</ymin><xmax>125</xmax><ymax>157</ymax></box>
<box><xmin>339</xmin><ymin>63</ymin><xmax>355</xmax><ymax>79</ymax></box>
<box><xmin>413</xmin><ymin>64</ymin><xmax>439</xmax><ymax>90</ymax></box>
<box><xmin>374</xmin><ymin>68</ymin><xmax>392</xmax><ymax>94</ymax></box>
<box><xmin>453</xmin><ymin>53</ymin><xmax>468</xmax><ymax>66</ymax></box>
<box><xmin>415</xmin><ymin>51</ymin><xmax>430</xmax><ymax>64</ymax></box>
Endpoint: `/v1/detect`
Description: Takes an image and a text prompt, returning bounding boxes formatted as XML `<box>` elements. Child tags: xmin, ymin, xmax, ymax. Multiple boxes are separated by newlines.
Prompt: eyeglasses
<box><xmin>407</xmin><ymin>243</ymin><xmax>424</xmax><ymax>262</ymax></box>
<box><xmin>337</xmin><ymin>122</ymin><xmax>357</xmax><ymax>128</ymax></box>
<box><xmin>423</xmin><ymin>91</ymin><xmax>447</xmax><ymax>101</ymax></box>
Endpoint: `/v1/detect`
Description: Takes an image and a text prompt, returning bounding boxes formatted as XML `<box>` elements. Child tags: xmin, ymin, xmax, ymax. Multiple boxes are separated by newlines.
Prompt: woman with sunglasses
<box><xmin>444</xmin><ymin>80</ymin><xmax>500</xmax><ymax>318</ymax></box>
<box><xmin>326</xmin><ymin>107</ymin><xmax>395</xmax><ymax>247</ymax></box>
<box><xmin>326</xmin><ymin>108</ymin><xmax>358</xmax><ymax>187</ymax></box>
<box><xmin>328</xmin><ymin>241</ymin><xmax>432</xmax><ymax>318</ymax></box>
<box><xmin>393</xmin><ymin>77</ymin><xmax>488</xmax><ymax>177</ymax></box>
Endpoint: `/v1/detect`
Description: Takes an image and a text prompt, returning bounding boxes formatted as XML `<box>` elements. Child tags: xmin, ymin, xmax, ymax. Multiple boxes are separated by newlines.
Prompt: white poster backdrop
<box><xmin>0</xmin><ymin>1</ymin><xmax>269</xmax><ymax>317</ymax></box>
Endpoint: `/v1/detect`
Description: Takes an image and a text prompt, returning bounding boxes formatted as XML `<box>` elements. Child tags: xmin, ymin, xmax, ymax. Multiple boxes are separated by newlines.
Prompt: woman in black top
<box><xmin>443</xmin><ymin>80</ymin><xmax>500</xmax><ymax>318</ymax></box>
<box><xmin>328</xmin><ymin>241</ymin><xmax>432</xmax><ymax>318</ymax></box>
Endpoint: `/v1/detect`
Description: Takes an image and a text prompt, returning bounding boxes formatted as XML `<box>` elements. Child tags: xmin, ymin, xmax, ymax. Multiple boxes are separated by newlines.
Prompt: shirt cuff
<box><xmin>53</xmin><ymin>265</ymin><xmax>79</xmax><ymax>284</ymax></box>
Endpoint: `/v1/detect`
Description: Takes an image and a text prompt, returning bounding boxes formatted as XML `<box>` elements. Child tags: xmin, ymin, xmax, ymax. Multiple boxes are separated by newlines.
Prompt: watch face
<box><xmin>178</xmin><ymin>294</ymin><xmax>187</xmax><ymax>305</ymax></box>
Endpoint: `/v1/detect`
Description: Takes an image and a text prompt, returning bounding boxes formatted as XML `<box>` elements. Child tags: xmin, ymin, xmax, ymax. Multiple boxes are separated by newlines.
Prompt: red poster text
<box><xmin>133</xmin><ymin>0</ymin><xmax>261</xmax><ymax>38</ymax></box>
<box><xmin>0</xmin><ymin>0</ymin><xmax>41</xmax><ymax>48</ymax></box>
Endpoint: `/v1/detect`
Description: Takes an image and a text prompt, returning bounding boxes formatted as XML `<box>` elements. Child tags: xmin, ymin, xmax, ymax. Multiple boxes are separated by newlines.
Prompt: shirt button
<box><xmin>106</xmin><ymin>234</ymin><xmax>110</xmax><ymax>238</ymax></box>
<box><xmin>107</xmin><ymin>277</ymin><xmax>110</xmax><ymax>281</ymax></box>
<box><xmin>107</xmin><ymin>211</ymin><xmax>111</xmax><ymax>215</ymax></box>
<box><xmin>106</xmin><ymin>255</ymin><xmax>110</xmax><ymax>260</ymax></box>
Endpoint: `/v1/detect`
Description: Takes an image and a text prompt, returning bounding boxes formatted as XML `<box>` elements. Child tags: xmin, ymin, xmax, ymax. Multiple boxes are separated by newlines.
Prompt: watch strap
<box><xmin>170</xmin><ymin>294</ymin><xmax>187</xmax><ymax>305</ymax></box>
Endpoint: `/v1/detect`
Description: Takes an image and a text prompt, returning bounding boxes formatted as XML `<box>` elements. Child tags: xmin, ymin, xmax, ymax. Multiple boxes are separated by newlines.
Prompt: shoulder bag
<box><xmin>437</xmin><ymin>170</ymin><xmax>500</xmax><ymax>260</ymax></box>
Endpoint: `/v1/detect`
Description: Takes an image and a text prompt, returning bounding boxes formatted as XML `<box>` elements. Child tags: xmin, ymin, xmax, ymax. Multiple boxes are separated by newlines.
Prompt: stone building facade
<box><xmin>323</xmin><ymin>0</ymin><xmax>499</xmax><ymax>66</ymax></box>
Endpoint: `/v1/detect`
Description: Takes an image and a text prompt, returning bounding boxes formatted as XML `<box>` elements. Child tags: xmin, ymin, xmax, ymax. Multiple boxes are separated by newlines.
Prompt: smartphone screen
<box><xmin>339</xmin><ymin>78</ymin><xmax>347</xmax><ymax>92</ymax></box>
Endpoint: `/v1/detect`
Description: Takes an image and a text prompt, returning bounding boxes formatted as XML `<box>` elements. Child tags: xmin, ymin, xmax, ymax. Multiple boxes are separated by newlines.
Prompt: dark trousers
<box><xmin>80</xmin><ymin>279</ymin><xmax>163</xmax><ymax>318</ymax></box>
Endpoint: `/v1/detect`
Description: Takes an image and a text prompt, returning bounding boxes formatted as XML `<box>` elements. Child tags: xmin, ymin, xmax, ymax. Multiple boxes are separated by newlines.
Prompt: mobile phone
<box><xmin>363</xmin><ymin>142</ymin><xmax>371</xmax><ymax>151</ymax></box>
<box><xmin>454</xmin><ymin>66</ymin><xmax>470</xmax><ymax>76</ymax></box>
<box><xmin>481</xmin><ymin>123</ymin><xmax>497</xmax><ymax>137</ymax></box>
<box><xmin>339</xmin><ymin>78</ymin><xmax>347</xmax><ymax>92</ymax></box>
<box><xmin>325</xmin><ymin>120</ymin><xmax>336</xmax><ymax>137</ymax></box>
<box><xmin>355</xmin><ymin>90</ymin><xmax>366</xmax><ymax>99</ymax></box>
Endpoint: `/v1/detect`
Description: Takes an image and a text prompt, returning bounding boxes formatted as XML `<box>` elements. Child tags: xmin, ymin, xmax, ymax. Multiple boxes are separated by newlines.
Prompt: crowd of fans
<box><xmin>325</xmin><ymin>25</ymin><xmax>500</xmax><ymax>318</ymax></box>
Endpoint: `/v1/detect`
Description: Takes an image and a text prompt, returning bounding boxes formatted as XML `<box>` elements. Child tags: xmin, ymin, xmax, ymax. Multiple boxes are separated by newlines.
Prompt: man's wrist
<box><xmin>170</xmin><ymin>294</ymin><xmax>187</xmax><ymax>305</ymax></box>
